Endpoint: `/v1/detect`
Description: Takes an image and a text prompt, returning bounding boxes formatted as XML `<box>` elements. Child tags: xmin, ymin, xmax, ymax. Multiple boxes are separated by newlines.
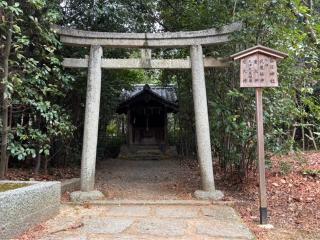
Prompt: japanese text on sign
<box><xmin>240</xmin><ymin>54</ymin><xmax>278</xmax><ymax>88</ymax></box>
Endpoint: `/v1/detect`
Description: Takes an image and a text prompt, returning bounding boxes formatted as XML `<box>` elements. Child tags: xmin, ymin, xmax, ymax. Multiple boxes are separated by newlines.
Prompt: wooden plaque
<box><xmin>240</xmin><ymin>53</ymin><xmax>278</xmax><ymax>88</ymax></box>
<box><xmin>231</xmin><ymin>45</ymin><xmax>288</xmax><ymax>224</ymax></box>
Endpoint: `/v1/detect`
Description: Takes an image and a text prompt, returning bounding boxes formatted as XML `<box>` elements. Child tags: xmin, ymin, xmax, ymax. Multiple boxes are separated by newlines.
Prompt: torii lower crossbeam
<box><xmin>62</xmin><ymin>57</ymin><xmax>229</xmax><ymax>69</ymax></box>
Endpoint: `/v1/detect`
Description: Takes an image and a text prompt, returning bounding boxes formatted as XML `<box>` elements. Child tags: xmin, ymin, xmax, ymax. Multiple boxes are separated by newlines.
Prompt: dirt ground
<box><xmin>95</xmin><ymin>158</ymin><xmax>200</xmax><ymax>200</ymax></box>
<box><xmin>216</xmin><ymin>151</ymin><xmax>320</xmax><ymax>240</ymax></box>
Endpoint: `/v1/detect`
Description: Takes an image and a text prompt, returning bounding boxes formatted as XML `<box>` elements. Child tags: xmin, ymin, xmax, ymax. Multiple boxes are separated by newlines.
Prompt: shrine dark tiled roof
<box><xmin>120</xmin><ymin>84</ymin><xmax>178</xmax><ymax>104</ymax></box>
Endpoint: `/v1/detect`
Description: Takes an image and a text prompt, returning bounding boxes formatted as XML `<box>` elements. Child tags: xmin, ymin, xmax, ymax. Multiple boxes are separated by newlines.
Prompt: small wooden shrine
<box><xmin>117</xmin><ymin>84</ymin><xmax>178</xmax><ymax>148</ymax></box>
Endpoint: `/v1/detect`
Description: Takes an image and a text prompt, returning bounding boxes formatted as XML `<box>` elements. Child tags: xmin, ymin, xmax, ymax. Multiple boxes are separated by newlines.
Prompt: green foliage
<box><xmin>279</xmin><ymin>161</ymin><xmax>292</xmax><ymax>175</ymax></box>
<box><xmin>2</xmin><ymin>0</ymin><xmax>320</xmax><ymax>174</ymax></box>
<box><xmin>302</xmin><ymin>168</ymin><xmax>320</xmax><ymax>176</ymax></box>
<box><xmin>156</xmin><ymin>0</ymin><xmax>320</xmax><ymax>176</ymax></box>
<box><xmin>104</xmin><ymin>136</ymin><xmax>126</xmax><ymax>159</ymax></box>
<box><xmin>1</xmin><ymin>0</ymin><xmax>74</xmax><ymax>162</ymax></box>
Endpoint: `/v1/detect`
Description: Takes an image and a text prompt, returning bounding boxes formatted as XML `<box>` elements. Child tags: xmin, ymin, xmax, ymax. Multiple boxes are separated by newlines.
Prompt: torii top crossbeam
<box><xmin>52</xmin><ymin>22</ymin><xmax>242</xmax><ymax>48</ymax></box>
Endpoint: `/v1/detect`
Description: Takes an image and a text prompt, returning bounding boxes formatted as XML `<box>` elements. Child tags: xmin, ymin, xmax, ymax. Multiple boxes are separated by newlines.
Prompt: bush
<box><xmin>279</xmin><ymin>161</ymin><xmax>292</xmax><ymax>175</ymax></box>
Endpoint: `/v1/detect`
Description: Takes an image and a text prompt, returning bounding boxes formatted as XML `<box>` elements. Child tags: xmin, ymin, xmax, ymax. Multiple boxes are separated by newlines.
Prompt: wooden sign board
<box><xmin>231</xmin><ymin>45</ymin><xmax>287</xmax><ymax>89</ymax></box>
<box><xmin>240</xmin><ymin>53</ymin><xmax>278</xmax><ymax>88</ymax></box>
<box><xmin>231</xmin><ymin>45</ymin><xmax>287</xmax><ymax>225</ymax></box>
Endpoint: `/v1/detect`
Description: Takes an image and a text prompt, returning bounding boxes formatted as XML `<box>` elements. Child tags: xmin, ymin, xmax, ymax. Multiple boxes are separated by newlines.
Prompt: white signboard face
<box><xmin>240</xmin><ymin>53</ymin><xmax>278</xmax><ymax>88</ymax></box>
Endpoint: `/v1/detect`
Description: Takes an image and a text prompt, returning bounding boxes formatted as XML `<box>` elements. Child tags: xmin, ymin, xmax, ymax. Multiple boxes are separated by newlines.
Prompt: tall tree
<box><xmin>0</xmin><ymin>0</ymin><xmax>20</xmax><ymax>178</ymax></box>
<box><xmin>0</xmin><ymin>0</ymin><xmax>74</xmax><ymax>175</ymax></box>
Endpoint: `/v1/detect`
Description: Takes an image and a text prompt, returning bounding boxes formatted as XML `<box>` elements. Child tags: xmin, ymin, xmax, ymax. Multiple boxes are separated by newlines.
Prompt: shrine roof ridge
<box><xmin>121</xmin><ymin>84</ymin><xmax>177</xmax><ymax>104</ymax></box>
<box><xmin>231</xmin><ymin>44</ymin><xmax>288</xmax><ymax>60</ymax></box>
<box><xmin>116</xmin><ymin>84</ymin><xmax>178</xmax><ymax>114</ymax></box>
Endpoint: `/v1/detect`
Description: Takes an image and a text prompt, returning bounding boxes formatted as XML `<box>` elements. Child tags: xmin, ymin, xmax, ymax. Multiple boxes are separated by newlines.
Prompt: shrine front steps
<box><xmin>118</xmin><ymin>145</ymin><xmax>178</xmax><ymax>161</ymax></box>
<box><xmin>120</xmin><ymin>145</ymin><xmax>163</xmax><ymax>161</ymax></box>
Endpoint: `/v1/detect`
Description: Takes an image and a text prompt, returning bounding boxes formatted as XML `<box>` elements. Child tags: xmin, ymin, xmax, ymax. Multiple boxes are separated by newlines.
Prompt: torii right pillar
<box><xmin>190</xmin><ymin>45</ymin><xmax>224</xmax><ymax>200</ymax></box>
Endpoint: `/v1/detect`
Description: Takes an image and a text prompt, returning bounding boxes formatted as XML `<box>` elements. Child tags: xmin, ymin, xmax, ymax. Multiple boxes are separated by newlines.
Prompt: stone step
<box><xmin>132</xmin><ymin>155</ymin><xmax>162</xmax><ymax>158</ymax></box>
<box><xmin>130</xmin><ymin>157</ymin><xmax>161</xmax><ymax>161</ymax></box>
<box><xmin>135</xmin><ymin>149</ymin><xmax>161</xmax><ymax>153</ymax></box>
<box><xmin>118</xmin><ymin>145</ymin><xmax>178</xmax><ymax>161</ymax></box>
<box><xmin>124</xmin><ymin>150</ymin><xmax>164</xmax><ymax>160</ymax></box>
<box><xmin>134</xmin><ymin>154</ymin><xmax>162</xmax><ymax>157</ymax></box>
<box><xmin>130</xmin><ymin>153</ymin><xmax>163</xmax><ymax>157</ymax></box>
<box><xmin>134</xmin><ymin>149</ymin><xmax>162</xmax><ymax>153</ymax></box>
<box><xmin>135</xmin><ymin>150</ymin><xmax>162</xmax><ymax>154</ymax></box>
<box><xmin>130</xmin><ymin>156</ymin><xmax>161</xmax><ymax>159</ymax></box>
<box><xmin>133</xmin><ymin>145</ymin><xmax>161</xmax><ymax>150</ymax></box>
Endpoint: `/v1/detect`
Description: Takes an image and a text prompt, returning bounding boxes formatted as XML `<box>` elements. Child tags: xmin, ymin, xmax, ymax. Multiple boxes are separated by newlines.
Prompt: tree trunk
<box><xmin>44</xmin><ymin>157</ymin><xmax>49</xmax><ymax>175</ymax></box>
<box><xmin>308</xmin><ymin>0</ymin><xmax>313</xmax><ymax>10</ymax></box>
<box><xmin>0</xmin><ymin>4</ymin><xmax>13</xmax><ymax>179</ymax></box>
<box><xmin>34</xmin><ymin>153</ymin><xmax>41</xmax><ymax>175</ymax></box>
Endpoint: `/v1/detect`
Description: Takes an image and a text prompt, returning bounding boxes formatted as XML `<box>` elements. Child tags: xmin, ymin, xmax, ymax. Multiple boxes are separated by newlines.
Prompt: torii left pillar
<box><xmin>190</xmin><ymin>45</ymin><xmax>224</xmax><ymax>200</ymax></box>
<box><xmin>70</xmin><ymin>45</ymin><xmax>105</xmax><ymax>202</ymax></box>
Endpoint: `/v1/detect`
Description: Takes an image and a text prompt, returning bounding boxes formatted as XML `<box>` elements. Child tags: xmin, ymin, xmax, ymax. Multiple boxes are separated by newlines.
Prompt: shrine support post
<box><xmin>80</xmin><ymin>45</ymin><xmax>103</xmax><ymax>192</ymax></box>
<box><xmin>256</xmin><ymin>88</ymin><xmax>268</xmax><ymax>224</ymax></box>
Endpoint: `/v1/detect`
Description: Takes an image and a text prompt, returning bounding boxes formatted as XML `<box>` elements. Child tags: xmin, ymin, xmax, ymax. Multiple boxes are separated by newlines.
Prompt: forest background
<box><xmin>0</xmin><ymin>0</ymin><xmax>319</xmax><ymax>178</ymax></box>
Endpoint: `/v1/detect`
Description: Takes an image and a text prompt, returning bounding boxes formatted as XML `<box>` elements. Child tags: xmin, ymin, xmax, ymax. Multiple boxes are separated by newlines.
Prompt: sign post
<box><xmin>231</xmin><ymin>45</ymin><xmax>287</xmax><ymax>224</ymax></box>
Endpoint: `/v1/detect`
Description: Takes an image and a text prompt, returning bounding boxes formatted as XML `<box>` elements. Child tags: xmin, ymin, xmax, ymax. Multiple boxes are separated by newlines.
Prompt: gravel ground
<box><xmin>95</xmin><ymin>159</ymin><xmax>201</xmax><ymax>200</ymax></box>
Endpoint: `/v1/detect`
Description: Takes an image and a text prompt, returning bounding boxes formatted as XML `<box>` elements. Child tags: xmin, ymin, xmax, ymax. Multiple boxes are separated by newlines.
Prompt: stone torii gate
<box><xmin>53</xmin><ymin>22</ymin><xmax>242</xmax><ymax>201</ymax></box>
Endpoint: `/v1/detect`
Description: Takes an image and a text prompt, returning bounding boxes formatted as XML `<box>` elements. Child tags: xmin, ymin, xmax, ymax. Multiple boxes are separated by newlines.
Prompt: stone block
<box><xmin>70</xmin><ymin>190</ymin><xmax>104</xmax><ymax>202</ymax></box>
<box><xmin>195</xmin><ymin>219</ymin><xmax>255</xmax><ymax>239</ymax></box>
<box><xmin>61</xmin><ymin>178</ymin><xmax>80</xmax><ymax>194</ymax></box>
<box><xmin>107</xmin><ymin>206</ymin><xmax>151</xmax><ymax>217</ymax></box>
<box><xmin>155</xmin><ymin>206</ymin><xmax>198</xmax><ymax>218</ymax></box>
<box><xmin>40</xmin><ymin>233</ymin><xmax>87</xmax><ymax>240</ymax></box>
<box><xmin>136</xmin><ymin>219</ymin><xmax>187</xmax><ymax>237</ymax></box>
<box><xmin>201</xmin><ymin>205</ymin><xmax>242</xmax><ymax>222</ymax></box>
<box><xmin>0</xmin><ymin>180</ymin><xmax>61</xmax><ymax>240</ymax></box>
<box><xmin>194</xmin><ymin>189</ymin><xmax>224</xmax><ymax>200</ymax></box>
<box><xmin>82</xmin><ymin>217</ymin><xmax>134</xmax><ymax>234</ymax></box>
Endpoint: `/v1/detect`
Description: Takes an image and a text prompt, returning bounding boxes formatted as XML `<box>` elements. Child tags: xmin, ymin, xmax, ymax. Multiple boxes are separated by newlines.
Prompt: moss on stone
<box><xmin>0</xmin><ymin>183</ymin><xmax>29</xmax><ymax>192</ymax></box>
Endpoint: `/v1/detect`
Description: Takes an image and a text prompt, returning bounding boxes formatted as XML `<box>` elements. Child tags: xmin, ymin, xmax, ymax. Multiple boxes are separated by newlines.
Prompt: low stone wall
<box><xmin>61</xmin><ymin>178</ymin><xmax>80</xmax><ymax>194</ymax></box>
<box><xmin>0</xmin><ymin>180</ymin><xmax>61</xmax><ymax>240</ymax></box>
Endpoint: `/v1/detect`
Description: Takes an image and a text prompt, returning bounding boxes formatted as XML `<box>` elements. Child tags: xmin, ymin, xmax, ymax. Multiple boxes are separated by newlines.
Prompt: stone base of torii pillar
<box><xmin>194</xmin><ymin>190</ymin><xmax>224</xmax><ymax>200</ymax></box>
<box><xmin>70</xmin><ymin>190</ymin><xmax>104</xmax><ymax>203</ymax></box>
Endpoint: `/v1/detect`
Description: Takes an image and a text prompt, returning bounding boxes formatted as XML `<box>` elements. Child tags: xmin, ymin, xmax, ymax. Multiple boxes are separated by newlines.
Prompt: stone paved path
<box><xmin>37</xmin><ymin>203</ymin><xmax>255</xmax><ymax>240</ymax></box>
